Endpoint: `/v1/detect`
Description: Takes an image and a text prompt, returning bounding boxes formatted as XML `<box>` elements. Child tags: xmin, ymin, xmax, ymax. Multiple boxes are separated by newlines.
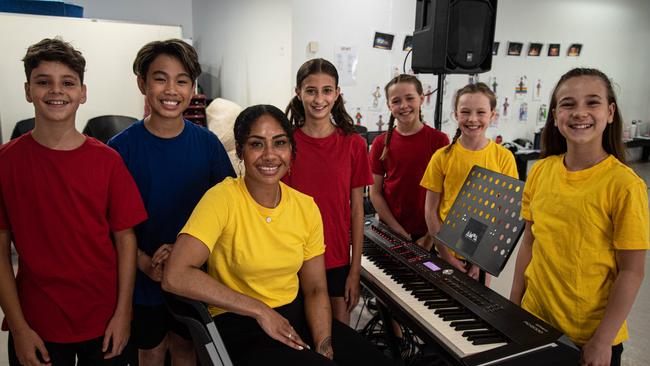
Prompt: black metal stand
<box><xmin>377</xmin><ymin>303</ymin><xmax>405</xmax><ymax>366</ymax></box>
<box><xmin>434</xmin><ymin>73</ymin><xmax>446</xmax><ymax>130</ymax></box>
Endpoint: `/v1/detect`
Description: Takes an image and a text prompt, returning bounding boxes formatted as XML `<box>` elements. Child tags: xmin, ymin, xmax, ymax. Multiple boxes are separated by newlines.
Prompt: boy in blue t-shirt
<box><xmin>108</xmin><ymin>39</ymin><xmax>235</xmax><ymax>366</ymax></box>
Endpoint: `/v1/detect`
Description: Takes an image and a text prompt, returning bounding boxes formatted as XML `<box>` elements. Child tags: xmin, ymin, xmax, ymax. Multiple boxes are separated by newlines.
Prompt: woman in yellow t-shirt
<box><xmin>162</xmin><ymin>105</ymin><xmax>392</xmax><ymax>366</ymax></box>
<box><xmin>510</xmin><ymin>68</ymin><xmax>648</xmax><ymax>366</ymax></box>
<box><xmin>420</xmin><ymin>82</ymin><xmax>518</xmax><ymax>280</ymax></box>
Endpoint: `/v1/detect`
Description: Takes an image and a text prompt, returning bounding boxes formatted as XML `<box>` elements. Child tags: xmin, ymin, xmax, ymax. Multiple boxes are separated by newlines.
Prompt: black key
<box><xmin>441</xmin><ymin>313</ymin><xmax>473</xmax><ymax>321</ymax></box>
<box><xmin>450</xmin><ymin>320</ymin><xmax>483</xmax><ymax>331</ymax></box>
<box><xmin>471</xmin><ymin>336</ymin><xmax>506</xmax><ymax>345</ymax></box>
<box><xmin>462</xmin><ymin>330</ymin><xmax>496</xmax><ymax>338</ymax></box>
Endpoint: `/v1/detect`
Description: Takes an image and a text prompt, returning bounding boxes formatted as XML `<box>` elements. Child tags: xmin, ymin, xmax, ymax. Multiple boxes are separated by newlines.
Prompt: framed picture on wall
<box><xmin>492</xmin><ymin>42</ymin><xmax>500</xmax><ymax>55</ymax></box>
<box><xmin>567</xmin><ymin>43</ymin><xmax>582</xmax><ymax>57</ymax></box>
<box><xmin>373</xmin><ymin>32</ymin><xmax>394</xmax><ymax>50</ymax></box>
<box><xmin>527</xmin><ymin>43</ymin><xmax>543</xmax><ymax>56</ymax></box>
<box><xmin>547</xmin><ymin>43</ymin><xmax>561</xmax><ymax>57</ymax></box>
<box><xmin>507</xmin><ymin>42</ymin><xmax>523</xmax><ymax>56</ymax></box>
<box><xmin>403</xmin><ymin>35</ymin><xmax>413</xmax><ymax>51</ymax></box>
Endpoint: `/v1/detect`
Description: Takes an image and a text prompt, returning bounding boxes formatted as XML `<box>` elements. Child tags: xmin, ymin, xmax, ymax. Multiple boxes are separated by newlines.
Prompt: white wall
<box><xmin>0</xmin><ymin>13</ymin><xmax>182</xmax><ymax>142</ymax></box>
<box><xmin>3</xmin><ymin>1</ymin><xmax>648</xmax><ymax>143</ymax></box>
<box><xmin>291</xmin><ymin>0</ymin><xmax>650</xmax><ymax>142</ymax></box>
<box><xmin>192</xmin><ymin>0</ymin><xmax>292</xmax><ymax>109</ymax></box>
<box><xmin>68</xmin><ymin>0</ymin><xmax>194</xmax><ymax>38</ymax></box>
<box><xmin>291</xmin><ymin>0</ymin><xmax>419</xmax><ymax>133</ymax></box>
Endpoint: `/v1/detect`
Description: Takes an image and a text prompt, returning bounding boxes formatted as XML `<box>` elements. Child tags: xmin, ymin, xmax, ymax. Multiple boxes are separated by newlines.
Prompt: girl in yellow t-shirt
<box><xmin>510</xmin><ymin>68</ymin><xmax>648</xmax><ymax>366</ymax></box>
<box><xmin>420</xmin><ymin>82</ymin><xmax>518</xmax><ymax>280</ymax></box>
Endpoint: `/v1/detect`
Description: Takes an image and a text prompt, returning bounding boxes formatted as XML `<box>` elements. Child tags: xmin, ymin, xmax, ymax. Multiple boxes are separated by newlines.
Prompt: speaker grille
<box><xmin>412</xmin><ymin>0</ymin><xmax>497</xmax><ymax>75</ymax></box>
<box><xmin>448</xmin><ymin>0</ymin><xmax>493</xmax><ymax>69</ymax></box>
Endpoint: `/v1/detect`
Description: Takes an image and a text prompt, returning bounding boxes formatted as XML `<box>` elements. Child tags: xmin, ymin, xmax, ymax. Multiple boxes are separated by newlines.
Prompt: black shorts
<box><xmin>8</xmin><ymin>333</ymin><xmax>128</xmax><ymax>366</ymax></box>
<box><xmin>326</xmin><ymin>265</ymin><xmax>350</xmax><ymax>297</ymax></box>
<box><xmin>131</xmin><ymin>304</ymin><xmax>191</xmax><ymax>350</ymax></box>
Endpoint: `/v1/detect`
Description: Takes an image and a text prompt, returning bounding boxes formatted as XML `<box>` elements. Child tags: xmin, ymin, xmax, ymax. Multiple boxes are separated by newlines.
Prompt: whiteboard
<box><xmin>0</xmin><ymin>12</ymin><xmax>183</xmax><ymax>142</ymax></box>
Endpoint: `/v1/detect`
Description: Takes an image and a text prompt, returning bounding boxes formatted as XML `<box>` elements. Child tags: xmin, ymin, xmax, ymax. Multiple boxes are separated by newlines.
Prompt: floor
<box><xmin>1</xmin><ymin>160</ymin><xmax>650</xmax><ymax>365</ymax></box>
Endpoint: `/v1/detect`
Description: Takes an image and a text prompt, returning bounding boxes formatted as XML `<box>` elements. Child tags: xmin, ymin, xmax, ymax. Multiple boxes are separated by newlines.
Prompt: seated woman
<box><xmin>162</xmin><ymin>104</ymin><xmax>393</xmax><ymax>365</ymax></box>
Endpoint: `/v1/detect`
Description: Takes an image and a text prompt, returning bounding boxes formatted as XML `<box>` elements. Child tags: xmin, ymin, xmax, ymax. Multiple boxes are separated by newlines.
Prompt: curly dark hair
<box><xmin>234</xmin><ymin>104</ymin><xmax>296</xmax><ymax>159</ymax></box>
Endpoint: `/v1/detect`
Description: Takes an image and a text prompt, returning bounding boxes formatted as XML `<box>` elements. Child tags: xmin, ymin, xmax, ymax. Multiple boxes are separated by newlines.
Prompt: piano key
<box><xmin>450</xmin><ymin>320</ymin><xmax>484</xmax><ymax>331</ymax></box>
<box><xmin>361</xmin><ymin>256</ymin><xmax>508</xmax><ymax>358</ymax></box>
<box><xmin>441</xmin><ymin>313</ymin><xmax>474</xmax><ymax>321</ymax></box>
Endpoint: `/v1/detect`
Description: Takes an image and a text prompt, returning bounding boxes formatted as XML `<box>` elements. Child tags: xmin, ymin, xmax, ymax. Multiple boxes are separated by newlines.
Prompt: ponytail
<box><xmin>285</xmin><ymin>95</ymin><xmax>306</xmax><ymax>129</ymax></box>
<box><xmin>379</xmin><ymin>115</ymin><xmax>396</xmax><ymax>160</ymax></box>
<box><xmin>445</xmin><ymin>128</ymin><xmax>462</xmax><ymax>154</ymax></box>
<box><xmin>330</xmin><ymin>95</ymin><xmax>355</xmax><ymax>135</ymax></box>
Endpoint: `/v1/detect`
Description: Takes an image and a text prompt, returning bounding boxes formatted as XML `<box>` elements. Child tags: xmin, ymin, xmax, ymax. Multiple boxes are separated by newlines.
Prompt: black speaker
<box><xmin>412</xmin><ymin>0</ymin><xmax>497</xmax><ymax>75</ymax></box>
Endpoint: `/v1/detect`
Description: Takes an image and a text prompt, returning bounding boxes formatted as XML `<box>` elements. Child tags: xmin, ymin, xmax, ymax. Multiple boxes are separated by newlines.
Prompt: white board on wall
<box><xmin>0</xmin><ymin>12</ymin><xmax>183</xmax><ymax>143</ymax></box>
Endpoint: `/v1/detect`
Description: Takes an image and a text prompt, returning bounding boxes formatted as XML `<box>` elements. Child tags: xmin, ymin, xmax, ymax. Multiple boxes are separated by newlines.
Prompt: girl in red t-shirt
<box><xmin>370</xmin><ymin>74</ymin><xmax>449</xmax><ymax>249</ymax></box>
<box><xmin>284</xmin><ymin>58</ymin><xmax>373</xmax><ymax>325</ymax></box>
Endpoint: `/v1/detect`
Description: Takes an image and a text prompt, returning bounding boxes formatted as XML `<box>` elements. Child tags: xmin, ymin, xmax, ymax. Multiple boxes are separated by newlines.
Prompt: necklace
<box><xmin>265</xmin><ymin>186</ymin><xmax>281</xmax><ymax>223</ymax></box>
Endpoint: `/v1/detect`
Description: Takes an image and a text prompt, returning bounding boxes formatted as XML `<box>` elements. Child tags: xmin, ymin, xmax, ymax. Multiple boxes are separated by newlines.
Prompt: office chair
<box><xmin>354</xmin><ymin>124</ymin><xmax>369</xmax><ymax>147</ymax></box>
<box><xmin>82</xmin><ymin>115</ymin><xmax>136</xmax><ymax>143</ymax></box>
<box><xmin>163</xmin><ymin>292</ymin><xmax>233</xmax><ymax>366</ymax></box>
<box><xmin>11</xmin><ymin>118</ymin><xmax>35</xmax><ymax>140</ymax></box>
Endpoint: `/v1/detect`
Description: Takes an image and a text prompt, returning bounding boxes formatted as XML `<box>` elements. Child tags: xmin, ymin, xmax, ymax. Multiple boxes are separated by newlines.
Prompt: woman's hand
<box><xmin>317</xmin><ymin>336</ymin><xmax>334</xmax><ymax>360</ymax></box>
<box><xmin>255</xmin><ymin>306</ymin><xmax>309</xmax><ymax>351</ymax></box>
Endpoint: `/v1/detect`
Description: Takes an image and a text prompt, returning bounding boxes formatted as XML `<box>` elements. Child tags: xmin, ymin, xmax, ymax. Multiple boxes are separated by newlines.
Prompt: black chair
<box><xmin>11</xmin><ymin>118</ymin><xmax>35</xmax><ymax>140</ymax></box>
<box><xmin>163</xmin><ymin>292</ymin><xmax>233</xmax><ymax>366</ymax></box>
<box><xmin>82</xmin><ymin>115</ymin><xmax>137</xmax><ymax>143</ymax></box>
<box><xmin>354</xmin><ymin>125</ymin><xmax>369</xmax><ymax>147</ymax></box>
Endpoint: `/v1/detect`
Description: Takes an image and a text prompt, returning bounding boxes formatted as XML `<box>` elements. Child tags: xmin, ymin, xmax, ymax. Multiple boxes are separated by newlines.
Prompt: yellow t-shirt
<box><xmin>521</xmin><ymin>155</ymin><xmax>649</xmax><ymax>346</ymax></box>
<box><xmin>180</xmin><ymin>177</ymin><xmax>325</xmax><ymax>317</ymax></box>
<box><xmin>420</xmin><ymin>140</ymin><xmax>518</xmax><ymax>221</ymax></box>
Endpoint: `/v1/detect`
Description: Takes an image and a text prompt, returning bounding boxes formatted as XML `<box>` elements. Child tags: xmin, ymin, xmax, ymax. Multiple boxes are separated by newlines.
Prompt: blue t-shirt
<box><xmin>108</xmin><ymin>120</ymin><xmax>235</xmax><ymax>305</ymax></box>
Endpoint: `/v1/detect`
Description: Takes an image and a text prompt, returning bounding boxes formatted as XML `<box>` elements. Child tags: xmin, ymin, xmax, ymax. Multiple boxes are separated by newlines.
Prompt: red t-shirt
<box><xmin>283</xmin><ymin>128</ymin><xmax>372</xmax><ymax>269</ymax></box>
<box><xmin>0</xmin><ymin>133</ymin><xmax>147</xmax><ymax>343</ymax></box>
<box><xmin>370</xmin><ymin>124</ymin><xmax>449</xmax><ymax>235</ymax></box>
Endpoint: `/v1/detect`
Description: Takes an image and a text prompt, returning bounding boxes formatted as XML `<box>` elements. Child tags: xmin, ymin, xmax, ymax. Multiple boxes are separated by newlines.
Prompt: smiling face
<box><xmin>387</xmin><ymin>82</ymin><xmax>424</xmax><ymax>129</ymax></box>
<box><xmin>454</xmin><ymin>92</ymin><xmax>495</xmax><ymax>139</ymax></box>
<box><xmin>552</xmin><ymin>75</ymin><xmax>615</xmax><ymax>149</ymax></box>
<box><xmin>25</xmin><ymin>61</ymin><xmax>86</xmax><ymax>125</ymax></box>
<box><xmin>138</xmin><ymin>54</ymin><xmax>193</xmax><ymax>123</ymax></box>
<box><xmin>242</xmin><ymin>114</ymin><xmax>292</xmax><ymax>187</ymax></box>
<box><xmin>296</xmin><ymin>73</ymin><xmax>340</xmax><ymax>124</ymax></box>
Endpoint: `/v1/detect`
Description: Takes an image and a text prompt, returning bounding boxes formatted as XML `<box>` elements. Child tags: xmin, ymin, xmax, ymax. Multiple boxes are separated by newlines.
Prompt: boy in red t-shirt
<box><xmin>0</xmin><ymin>38</ymin><xmax>147</xmax><ymax>365</ymax></box>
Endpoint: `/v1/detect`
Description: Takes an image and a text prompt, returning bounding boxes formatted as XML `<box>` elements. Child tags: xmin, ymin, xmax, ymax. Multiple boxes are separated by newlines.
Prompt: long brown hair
<box><xmin>445</xmin><ymin>82</ymin><xmax>496</xmax><ymax>153</ymax></box>
<box><xmin>380</xmin><ymin>74</ymin><xmax>425</xmax><ymax>161</ymax></box>
<box><xmin>285</xmin><ymin>58</ymin><xmax>355</xmax><ymax>135</ymax></box>
<box><xmin>541</xmin><ymin>68</ymin><xmax>625</xmax><ymax>162</ymax></box>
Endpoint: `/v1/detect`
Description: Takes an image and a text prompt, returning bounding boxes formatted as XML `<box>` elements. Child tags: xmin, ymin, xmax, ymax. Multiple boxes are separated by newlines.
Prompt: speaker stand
<box><xmin>433</xmin><ymin>73</ymin><xmax>446</xmax><ymax>130</ymax></box>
